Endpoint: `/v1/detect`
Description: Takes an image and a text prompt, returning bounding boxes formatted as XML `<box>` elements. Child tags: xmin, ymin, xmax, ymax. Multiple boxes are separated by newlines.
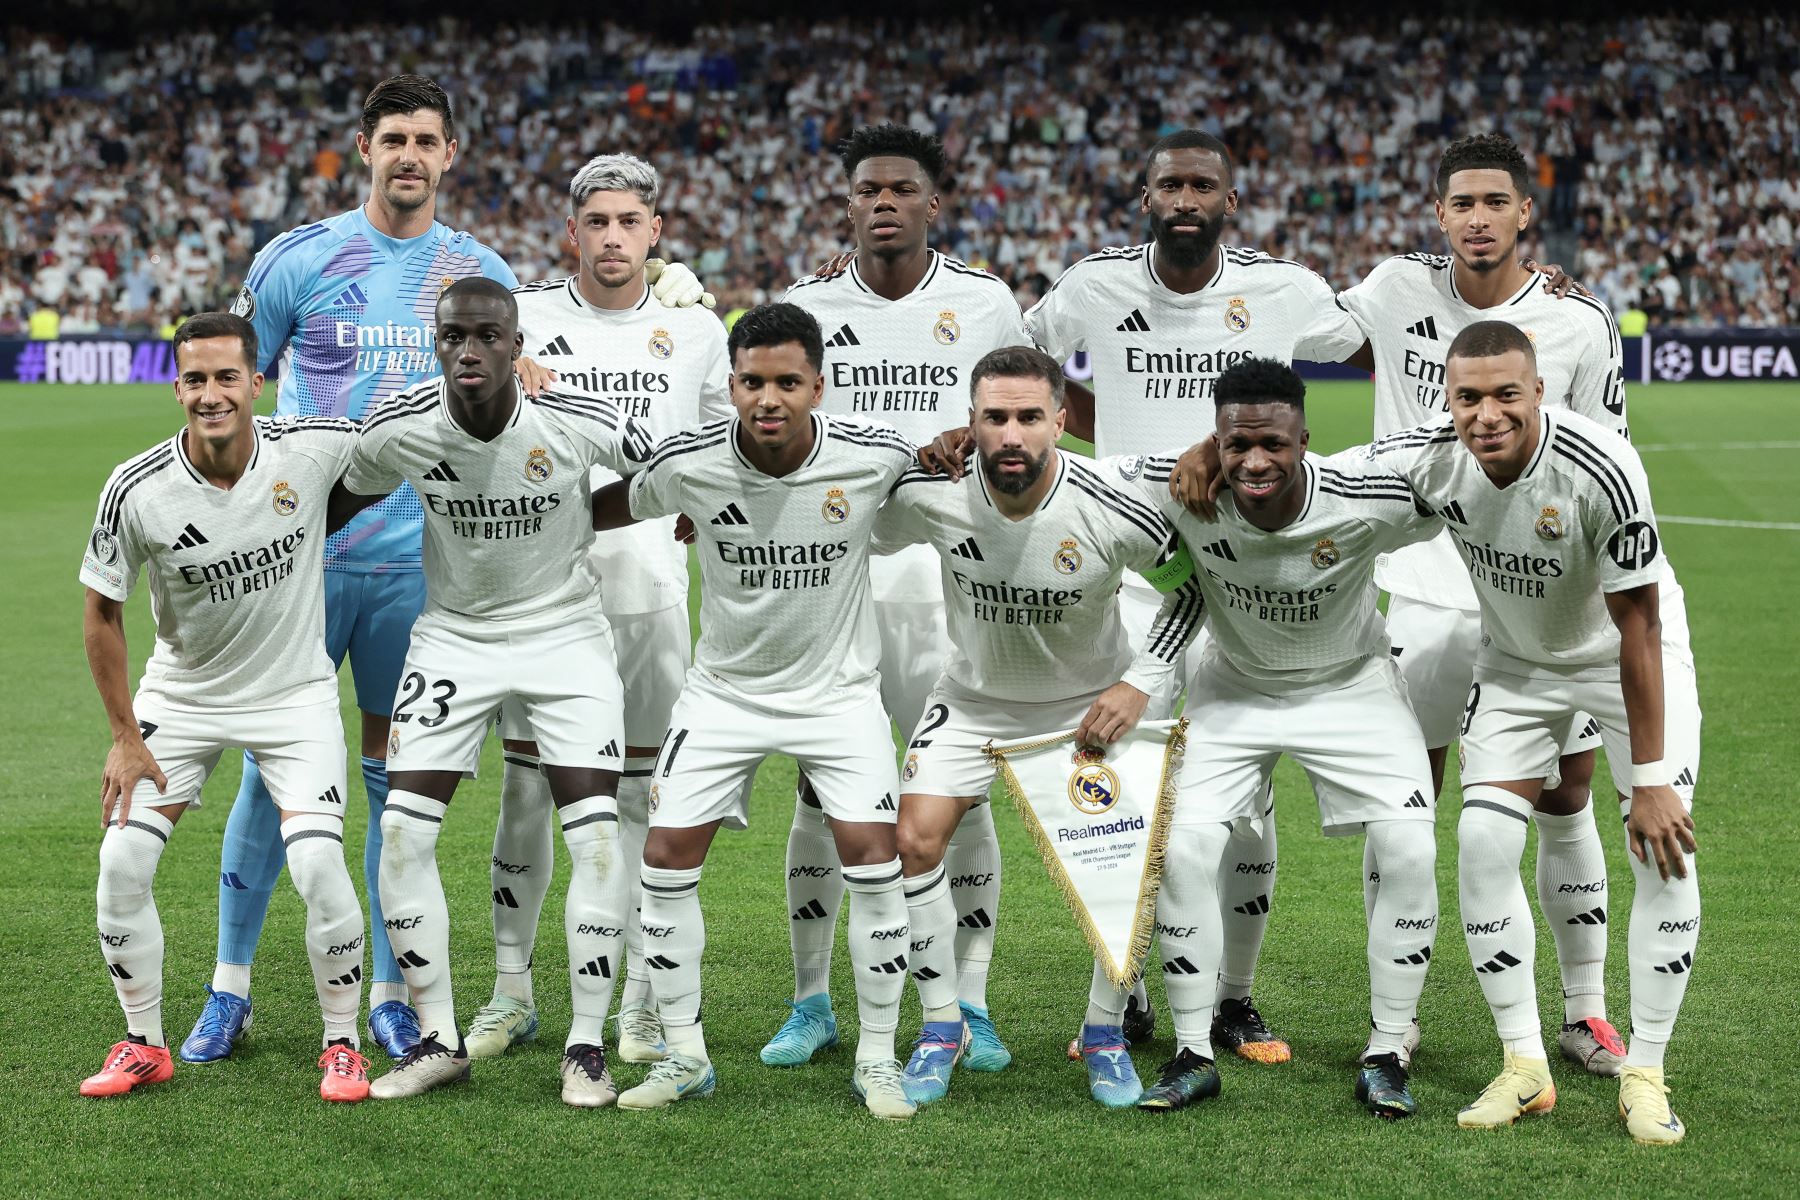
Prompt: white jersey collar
<box><xmin>176</xmin><ymin>421</ymin><xmax>262</xmax><ymax>489</ymax></box>
<box><xmin>564</xmin><ymin>275</ymin><xmax>652</xmax><ymax>316</ymax></box>
<box><xmin>730</xmin><ymin>411</ymin><xmax>826</xmax><ymax>476</ymax></box>
<box><xmin>848</xmin><ymin>248</ymin><xmax>941</xmax><ymax>299</ymax></box>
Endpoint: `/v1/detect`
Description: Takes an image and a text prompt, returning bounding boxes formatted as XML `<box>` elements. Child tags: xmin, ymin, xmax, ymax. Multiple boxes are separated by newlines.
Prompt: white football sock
<box><xmin>842</xmin><ymin>857</ymin><xmax>908</xmax><ymax>1062</ymax></box>
<box><xmin>369</xmin><ymin>981</ymin><xmax>409</xmax><ymax>1009</ymax></box>
<box><xmin>616</xmin><ymin>759</ymin><xmax>655</xmax><ymax>1012</ymax></box>
<box><xmin>784</xmin><ymin>792</ymin><xmax>843</xmax><ymax>1002</ymax></box>
<box><xmin>1216</xmin><ymin>790</ymin><xmax>1276</xmax><ymax>1003</ymax></box>
<box><xmin>560</xmin><ymin>796</ymin><xmax>628</xmax><ymax>1049</ymax></box>
<box><xmin>210</xmin><ymin>961</ymin><xmax>251</xmax><ymax>998</ymax></box>
<box><xmin>1458</xmin><ymin>785</ymin><xmax>1542</xmax><ymax>1055</ymax></box>
<box><xmin>280</xmin><ymin>813</ymin><xmax>364</xmax><ymax>1046</ymax></box>
<box><xmin>640</xmin><ymin>863</ymin><xmax>707</xmax><ymax>1060</ymax></box>
<box><xmin>1159</xmin><ymin>823</ymin><xmax>1227</xmax><ymax>1058</ymax></box>
<box><xmin>947</xmin><ymin>802</ymin><xmax>1001</xmax><ymax>1010</ymax></box>
<box><xmin>98</xmin><ymin>810</ymin><xmax>173</xmax><ymax>1047</ymax></box>
<box><xmin>1623</xmin><ymin>811</ymin><xmax>1699</xmax><ymax>1068</ymax></box>
<box><xmin>1533</xmin><ymin>798</ymin><xmax>1609</xmax><ymax>1023</ymax></box>
<box><xmin>1361</xmin><ymin>837</ymin><xmax>1380</xmax><ymax>931</ymax></box>
<box><xmin>1085</xmin><ymin>962</ymin><xmax>1130</xmax><ymax>1027</ymax></box>
<box><xmin>903</xmin><ymin>864</ymin><xmax>960</xmax><ymax>1022</ymax></box>
<box><xmin>491</xmin><ymin>751</ymin><xmax>552</xmax><ymax>1006</ymax></box>
<box><xmin>1364</xmin><ymin>820</ymin><xmax>1437</xmax><ymax>1056</ymax></box>
<box><xmin>378</xmin><ymin>791</ymin><xmax>455</xmax><ymax>1043</ymax></box>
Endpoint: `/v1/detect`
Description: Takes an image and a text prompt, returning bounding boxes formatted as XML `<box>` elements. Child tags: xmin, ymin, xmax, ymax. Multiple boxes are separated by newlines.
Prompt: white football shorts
<box><xmin>500</xmin><ymin>603</ymin><xmax>689</xmax><ymax>751</ymax></box>
<box><xmin>876</xmin><ymin>597</ymin><xmax>949</xmax><ymax>739</ymax></box>
<box><xmin>1457</xmin><ymin>653</ymin><xmax>1701</xmax><ymax>805</ymax></box>
<box><xmin>901</xmin><ymin>684</ymin><xmax>1104</xmax><ymax>801</ymax></box>
<box><xmin>129</xmin><ymin>692</ymin><xmax>348</xmax><ymax>815</ymax></box>
<box><xmin>648</xmin><ymin>676</ymin><xmax>899</xmax><ymax>831</ymax></box>
<box><xmin>1176</xmin><ymin>653</ymin><xmax>1435</xmax><ymax>836</ymax></box>
<box><xmin>389</xmin><ymin>607</ymin><xmax>625</xmax><ymax>774</ymax></box>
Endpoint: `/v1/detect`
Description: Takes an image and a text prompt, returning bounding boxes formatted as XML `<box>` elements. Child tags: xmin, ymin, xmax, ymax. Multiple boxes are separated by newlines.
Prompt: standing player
<box><xmin>462</xmin><ymin>154</ymin><xmax>730</xmax><ymax>1063</ymax></box>
<box><xmin>1115</xmin><ymin>359</ymin><xmax>1443</xmax><ymax>1116</ymax></box>
<box><xmin>1024</xmin><ymin>130</ymin><xmax>1368</xmax><ymax>1060</ymax></box>
<box><xmin>592</xmin><ymin>304</ymin><xmax>919</xmax><ymax>1120</ymax></box>
<box><xmin>1335</xmin><ymin>133</ymin><xmax>1688</xmax><ymax>1073</ymax></box>
<box><xmin>1362</xmin><ymin>323</ymin><xmax>1700</xmax><ymax>1144</ymax></box>
<box><xmin>189</xmin><ymin>75</ymin><xmax>517</xmax><ymax>1061</ymax></box>
<box><xmin>875</xmin><ymin>347</ymin><xmax>1203</xmax><ymax>1110</ymax></box>
<box><xmin>79</xmin><ymin>314</ymin><xmax>370</xmax><ymax>1101</ymax></box>
<box><xmin>334</xmin><ymin>279</ymin><xmax>654</xmax><ymax>1105</ymax></box>
<box><xmin>769</xmin><ymin>125</ymin><xmax>1032</xmax><ymax>1071</ymax></box>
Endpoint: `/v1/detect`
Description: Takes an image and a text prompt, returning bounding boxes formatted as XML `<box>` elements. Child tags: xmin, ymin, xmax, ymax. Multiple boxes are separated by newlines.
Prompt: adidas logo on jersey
<box><xmin>536</xmin><ymin>335</ymin><xmax>574</xmax><ymax>357</ymax></box>
<box><xmin>1116</xmin><ymin>309</ymin><xmax>1151</xmax><ymax>333</ymax></box>
<box><xmin>422</xmin><ymin>461</ymin><xmax>460</xmax><ymax>483</ymax></box>
<box><xmin>1438</xmin><ymin>500</ymin><xmax>1469</xmax><ymax>524</ymax></box>
<box><xmin>169</xmin><ymin>523</ymin><xmax>209</xmax><ymax>551</ymax></box>
<box><xmin>1406</xmin><ymin>316</ymin><xmax>1440</xmax><ymax>340</ymax></box>
<box><xmin>1402</xmin><ymin>790</ymin><xmax>1428</xmax><ymax>809</ymax></box>
<box><xmin>825</xmin><ymin>324</ymin><xmax>860</xmax><ymax>348</ymax></box>
<box><xmin>949</xmin><ymin>537</ymin><xmax>984</xmax><ymax>561</ymax></box>
<box><xmin>710</xmin><ymin>503</ymin><xmax>749</xmax><ymax>526</ymax></box>
<box><xmin>1200</xmin><ymin>538</ymin><xmax>1237</xmax><ymax>561</ymax></box>
<box><xmin>332</xmin><ymin>282</ymin><xmax>369</xmax><ymax>309</ymax></box>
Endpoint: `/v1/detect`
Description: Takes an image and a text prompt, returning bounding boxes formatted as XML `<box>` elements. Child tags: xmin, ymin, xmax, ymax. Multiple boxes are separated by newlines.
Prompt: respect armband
<box><xmin>1140</xmin><ymin>543</ymin><xmax>1196</xmax><ymax>593</ymax></box>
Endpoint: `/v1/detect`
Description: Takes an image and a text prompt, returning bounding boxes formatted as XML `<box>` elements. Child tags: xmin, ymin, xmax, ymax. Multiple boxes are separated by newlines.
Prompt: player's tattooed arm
<box><xmin>326</xmin><ymin>480</ymin><xmax>388</xmax><ymax>535</ymax></box>
<box><xmin>1522</xmin><ymin>257</ymin><xmax>1592</xmax><ymax>300</ymax></box>
<box><xmin>83</xmin><ymin>589</ymin><xmax>167</xmax><ymax>827</ymax></box>
<box><xmin>918</xmin><ymin>426</ymin><xmax>974</xmax><ymax>480</ymax></box>
<box><xmin>1168</xmin><ymin>435</ymin><xmax>1225</xmax><ymax>519</ymax></box>
<box><xmin>1606</xmin><ymin>583</ymin><xmax>1696</xmax><ymax>880</ymax></box>
<box><xmin>591</xmin><ymin>479</ymin><xmax>641</xmax><ymax>531</ymax></box>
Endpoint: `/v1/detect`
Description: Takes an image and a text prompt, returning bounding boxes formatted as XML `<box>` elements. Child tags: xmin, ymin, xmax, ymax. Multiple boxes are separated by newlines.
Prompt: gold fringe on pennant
<box><xmin>984</xmin><ymin>719</ymin><xmax>1187</xmax><ymax>989</ymax></box>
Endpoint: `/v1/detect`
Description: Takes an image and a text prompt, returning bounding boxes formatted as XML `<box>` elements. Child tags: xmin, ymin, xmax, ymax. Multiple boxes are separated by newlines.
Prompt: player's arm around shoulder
<box><xmin>1314</xmin><ymin>447</ymin><xmax>1444</xmax><ymax>550</ymax></box>
<box><xmin>614</xmin><ymin>421</ymin><xmax>724</xmax><ymax>528</ymax></box>
<box><xmin>536</xmin><ymin>384</ymin><xmax>656</xmax><ymax>476</ymax></box>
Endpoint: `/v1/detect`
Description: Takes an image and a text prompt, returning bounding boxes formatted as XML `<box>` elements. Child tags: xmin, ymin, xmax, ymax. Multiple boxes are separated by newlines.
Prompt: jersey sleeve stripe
<box><xmin>1148</xmin><ymin>580</ymin><xmax>1207</xmax><ymax>659</ymax></box>
<box><xmin>825</xmin><ymin>426</ymin><xmax>917</xmax><ymax>459</ymax></box>
<box><xmin>1556</xmin><ymin>424</ymin><xmax>1639</xmax><ymax>510</ymax></box>
<box><xmin>1317</xmin><ymin>484</ymin><xmax>1416</xmax><ymax>504</ymax></box>
<box><xmin>359</xmin><ymin>392</ymin><xmax>442</xmax><ymax>433</ymax></box>
<box><xmin>534</xmin><ymin>393</ymin><xmax>622</xmax><ymax>429</ymax></box>
<box><xmin>1039</xmin><ymin>244</ymin><xmax>1148</xmax><ymax>299</ymax></box>
<box><xmin>1065</xmin><ymin>458</ymin><xmax>1169</xmax><ymax>527</ymax></box>
<box><xmin>98</xmin><ymin>447</ymin><xmax>176</xmax><ymax>531</ymax></box>
<box><xmin>1551</xmin><ymin>431</ymin><xmax>1638</xmax><ymax>523</ymax></box>
<box><xmin>1564</xmin><ymin>292</ymin><xmax>1623</xmax><ymax>357</ymax></box>
<box><xmin>246</xmin><ymin>224</ymin><xmax>330</xmax><ymax>289</ymax></box>
<box><xmin>1064</xmin><ymin>466</ymin><xmax>1170</xmax><ymax>544</ymax></box>
<box><xmin>640</xmin><ymin>431</ymin><xmax>728</xmax><ymax>474</ymax></box>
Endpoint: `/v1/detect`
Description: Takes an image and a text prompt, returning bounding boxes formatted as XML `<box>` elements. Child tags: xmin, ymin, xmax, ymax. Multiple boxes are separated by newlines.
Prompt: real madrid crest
<box><xmin>1068</xmin><ymin>746</ymin><xmax>1121</xmax><ymax>815</ymax></box>
<box><xmin>525</xmin><ymin>447</ymin><xmax>553</xmax><ymax>483</ymax></box>
<box><xmin>647</xmin><ymin>784</ymin><xmax>661</xmax><ymax>816</ymax></box>
<box><xmin>388</xmin><ymin>729</ymin><xmax>401</xmax><ymax>758</ymax></box>
<box><xmin>902</xmin><ymin>753</ymin><xmax>919</xmax><ymax>783</ymax></box>
<box><xmin>1224</xmin><ymin>296</ymin><xmax>1250</xmax><ymax>333</ymax></box>
<box><xmin>1053</xmin><ymin>537</ymin><xmax>1083</xmax><ymax>574</ymax></box>
<box><xmin>822</xmin><ymin>487</ymin><xmax>850</xmax><ymax>523</ymax></box>
<box><xmin>648</xmin><ymin>327</ymin><xmax>674</xmax><ymax>359</ymax></box>
<box><xmin>1310</xmin><ymin>537</ymin><xmax>1339</xmax><ymax>568</ymax></box>
<box><xmin>1535</xmin><ymin>505</ymin><xmax>1563</xmax><ymax>540</ymax></box>
<box><xmin>272</xmin><ymin>480</ymin><xmax>299</xmax><ymax>516</ymax></box>
<box><xmin>933</xmin><ymin>310</ymin><xmax>961</xmax><ymax>346</ymax></box>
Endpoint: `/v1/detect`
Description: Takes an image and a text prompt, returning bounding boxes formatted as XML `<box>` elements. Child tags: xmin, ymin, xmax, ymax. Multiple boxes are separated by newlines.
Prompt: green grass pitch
<box><xmin>1</xmin><ymin>380</ymin><xmax>1796</xmax><ymax>1197</ymax></box>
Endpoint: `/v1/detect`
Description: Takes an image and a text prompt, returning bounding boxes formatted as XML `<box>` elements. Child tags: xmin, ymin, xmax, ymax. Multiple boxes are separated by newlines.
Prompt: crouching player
<box><xmin>1135</xmin><ymin>358</ymin><xmax>1444</xmax><ymax>1116</ymax></box>
<box><xmin>876</xmin><ymin>346</ymin><xmax>1203</xmax><ymax>1109</ymax></box>
<box><xmin>590</xmin><ymin>304</ymin><xmax>919</xmax><ymax>1119</ymax></box>
<box><xmin>79</xmin><ymin>313</ymin><xmax>371</xmax><ymax>1101</ymax></box>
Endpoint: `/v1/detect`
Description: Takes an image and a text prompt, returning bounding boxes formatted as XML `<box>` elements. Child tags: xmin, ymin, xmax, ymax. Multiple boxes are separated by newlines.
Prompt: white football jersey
<box><xmin>79</xmin><ymin>417</ymin><xmax>358</xmax><ymax>709</ymax></box>
<box><xmin>874</xmin><ymin>451</ymin><xmax>1200</xmax><ymax>705</ymax></box>
<box><xmin>628</xmin><ymin>413</ymin><xmax>916</xmax><ymax>714</ymax></box>
<box><xmin>1025</xmin><ymin>244</ymin><xmax>1365</xmax><ymax>458</ymax></box>
<box><xmin>1115</xmin><ymin>450</ymin><xmax>1441</xmax><ymax>693</ymax></box>
<box><xmin>786</xmin><ymin>249</ymin><xmax>1030</xmax><ymax>605</ymax></box>
<box><xmin>345</xmin><ymin>381</ymin><xmax>651</xmax><ymax>623</ymax></box>
<box><xmin>1366</xmin><ymin>410</ymin><xmax>1664</xmax><ymax>680</ymax></box>
<box><xmin>1337</xmin><ymin>254</ymin><xmax>1628</xmax><ymax>610</ymax></box>
<box><xmin>516</xmin><ymin>276</ymin><xmax>731</xmax><ymax>615</ymax></box>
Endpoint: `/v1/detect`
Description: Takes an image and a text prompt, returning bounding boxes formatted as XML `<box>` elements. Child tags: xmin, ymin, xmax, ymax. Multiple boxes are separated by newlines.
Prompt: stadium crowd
<box><xmin>3</xmin><ymin>13</ymin><xmax>1797</xmax><ymax>336</ymax></box>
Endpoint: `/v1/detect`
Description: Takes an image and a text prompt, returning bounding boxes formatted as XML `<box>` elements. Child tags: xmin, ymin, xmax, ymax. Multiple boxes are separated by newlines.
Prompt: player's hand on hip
<box><xmin>813</xmin><ymin>251</ymin><xmax>854</xmax><ymax>281</ymax></box>
<box><xmin>1521</xmin><ymin>256</ymin><xmax>1592</xmax><ymax>300</ymax></box>
<box><xmin>919</xmin><ymin>427</ymin><xmax>974</xmax><ymax>480</ymax></box>
<box><xmin>1076</xmin><ymin>683</ymin><xmax>1149</xmax><ymax>748</ymax></box>
<box><xmin>673</xmin><ymin>513</ymin><xmax>697</xmax><ymax>544</ymax></box>
<box><xmin>515</xmin><ymin>355</ymin><xmax>558</xmax><ymax>397</ymax></box>
<box><xmin>1170</xmin><ymin>435</ymin><xmax>1224</xmax><ymax>519</ymax></box>
<box><xmin>101</xmin><ymin>735</ymin><xmax>166</xmax><ymax>829</ymax></box>
<box><xmin>1626</xmin><ymin>784</ymin><xmax>1696</xmax><ymax>880</ymax></box>
<box><xmin>646</xmin><ymin>259</ymin><xmax>717</xmax><ymax>310</ymax></box>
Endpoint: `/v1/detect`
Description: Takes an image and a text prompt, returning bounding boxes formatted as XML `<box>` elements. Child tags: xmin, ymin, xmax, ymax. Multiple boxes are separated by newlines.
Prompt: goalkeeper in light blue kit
<box><xmin>179</xmin><ymin>75</ymin><xmax>518</xmax><ymax>1061</ymax></box>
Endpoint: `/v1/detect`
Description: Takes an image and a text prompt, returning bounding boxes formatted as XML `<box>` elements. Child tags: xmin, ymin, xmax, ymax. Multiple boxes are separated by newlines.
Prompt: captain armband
<box><xmin>1140</xmin><ymin>543</ymin><xmax>1196</xmax><ymax>593</ymax></box>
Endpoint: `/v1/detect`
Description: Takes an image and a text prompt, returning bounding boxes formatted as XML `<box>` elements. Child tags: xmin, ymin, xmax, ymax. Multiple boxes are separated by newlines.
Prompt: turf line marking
<box><xmin>1634</xmin><ymin>440</ymin><xmax>1800</xmax><ymax>452</ymax></box>
<box><xmin>1661</xmin><ymin>516</ymin><xmax>1800</xmax><ymax>531</ymax></box>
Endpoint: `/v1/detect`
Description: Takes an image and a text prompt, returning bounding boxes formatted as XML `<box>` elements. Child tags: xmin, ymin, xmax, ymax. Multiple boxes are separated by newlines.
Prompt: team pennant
<box><xmin>983</xmin><ymin>719</ymin><xmax>1186</xmax><ymax>988</ymax></box>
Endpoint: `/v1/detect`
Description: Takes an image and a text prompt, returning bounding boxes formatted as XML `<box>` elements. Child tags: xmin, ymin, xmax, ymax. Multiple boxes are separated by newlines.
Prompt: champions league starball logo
<box><xmin>1653</xmin><ymin>341</ymin><xmax>1694</xmax><ymax>382</ymax></box>
<box><xmin>1068</xmin><ymin>747</ymin><xmax>1121</xmax><ymax>816</ymax></box>
<box><xmin>272</xmin><ymin>481</ymin><xmax>299</xmax><ymax>516</ymax></box>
